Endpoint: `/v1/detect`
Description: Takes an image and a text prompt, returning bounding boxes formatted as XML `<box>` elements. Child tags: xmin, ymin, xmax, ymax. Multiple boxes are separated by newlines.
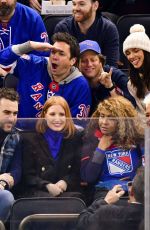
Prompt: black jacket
<box><xmin>77</xmin><ymin>199</ymin><xmax>144</xmax><ymax>230</ymax></box>
<box><xmin>21</xmin><ymin>129</ymin><xmax>83</xmax><ymax>197</ymax></box>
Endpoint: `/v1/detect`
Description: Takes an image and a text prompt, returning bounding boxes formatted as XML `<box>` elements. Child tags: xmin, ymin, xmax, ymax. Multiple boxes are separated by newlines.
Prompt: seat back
<box><xmin>43</xmin><ymin>15</ymin><xmax>68</xmax><ymax>42</ymax></box>
<box><xmin>3</xmin><ymin>74</ymin><xmax>18</xmax><ymax>90</ymax></box>
<box><xmin>19</xmin><ymin>213</ymin><xmax>80</xmax><ymax>230</ymax></box>
<box><xmin>116</xmin><ymin>14</ymin><xmax>150</xmax><ymax>68</ymax></box>
<box><xmin>0</xmin><ymin>221</ymin><xmax>5</xmax><ymax>230</ymax></box>
<box><xmin>102</xmin><ymin>11</ymin><xmax>119</xmax><ymax>24</ymax></box>
<box><xmin>10</xmin><ymin>197</ymin><xmax>86</xmax><ymax>230</ymax></box>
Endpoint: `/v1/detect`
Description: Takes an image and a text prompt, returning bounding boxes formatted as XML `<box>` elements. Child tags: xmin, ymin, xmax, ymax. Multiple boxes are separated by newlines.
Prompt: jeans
<box><xmin>0</xmin><ymin>190</ymin><xmax>14</xmax><ymax>222</ymax></box>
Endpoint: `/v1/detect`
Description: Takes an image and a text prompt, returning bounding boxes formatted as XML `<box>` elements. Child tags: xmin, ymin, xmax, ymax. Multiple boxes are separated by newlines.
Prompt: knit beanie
<box><xmin>123</xmin><ymin>24</ymin><xmax>150</xmax><ymax>54</ymax></box>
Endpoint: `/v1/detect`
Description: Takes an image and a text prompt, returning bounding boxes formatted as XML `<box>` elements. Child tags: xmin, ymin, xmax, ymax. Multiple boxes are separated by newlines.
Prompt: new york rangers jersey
<box><xmin>81</xmin><ymin>133</ymin><xmax>144</xmax><ymax>190</ymax></box>
<box><xmin>0</xmin><ymin>3</ymin><xmax>48</xmax><ymax>55</ymax></box>
<box><xmin>0</xmin><ymin>46</ymin><xmax>91</xmax><ymax>118</ymax></box>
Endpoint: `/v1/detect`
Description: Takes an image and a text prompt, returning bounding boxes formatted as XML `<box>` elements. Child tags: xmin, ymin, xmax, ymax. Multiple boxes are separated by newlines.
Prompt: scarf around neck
<box><xmin>44</xmin><ymin>128</ymin><xmax>63</xmax><ymax>159</ymax></box>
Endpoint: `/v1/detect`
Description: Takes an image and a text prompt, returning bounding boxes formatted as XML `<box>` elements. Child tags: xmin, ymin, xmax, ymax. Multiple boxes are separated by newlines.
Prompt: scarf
<box><xmin>44</xmin><ymin>128</ymin><xmax>63</xmax><ymax>159</ymax></box>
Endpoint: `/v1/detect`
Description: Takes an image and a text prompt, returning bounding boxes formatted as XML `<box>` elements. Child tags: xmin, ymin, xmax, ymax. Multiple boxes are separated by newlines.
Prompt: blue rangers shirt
<box><xmin>81</xmin><ymin>130</ymin><xmax>144</xmax><ymax>191</ymax></box>
<box><xmin>0</xmin><ymin>46</ymin><xmax>91</xmax><ymax>118</ymax></box>
<box><xmin>0</xmin><ymin>3</ymin><xmax>48</xmax><ymax>56</ymax></box>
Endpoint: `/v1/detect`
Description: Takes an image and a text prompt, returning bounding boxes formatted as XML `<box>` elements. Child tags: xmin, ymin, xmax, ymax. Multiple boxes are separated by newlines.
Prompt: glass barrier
<box><xmin>145</xmin><ymin>127</ymin><xmax>150</xmax><ymax>230</ymax></box>
<box><xmin>1</xmin><ymin>117</ymin><xmax>147</xmax><ymax>230</ymax></box>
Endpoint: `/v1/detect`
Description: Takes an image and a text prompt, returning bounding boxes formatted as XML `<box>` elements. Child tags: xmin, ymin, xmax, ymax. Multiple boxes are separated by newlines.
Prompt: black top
<box><xmin>0</xmin><ymin>128</ymin><xmax>8</xmax><ymax>148</ymax></box>
<box><xmin>77</xmin><ymin>199</ymin><xmax>144</xmax><ymax>230</ymax></box>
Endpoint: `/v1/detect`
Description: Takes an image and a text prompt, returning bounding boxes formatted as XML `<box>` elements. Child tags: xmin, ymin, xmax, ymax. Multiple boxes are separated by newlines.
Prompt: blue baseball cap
<box><xmin>79</xmin><ymin>40</ymin><xmax>101</xmax><ymax>54</ymax></box>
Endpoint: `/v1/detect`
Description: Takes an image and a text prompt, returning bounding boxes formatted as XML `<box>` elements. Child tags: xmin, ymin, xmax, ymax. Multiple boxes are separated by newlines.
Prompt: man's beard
<box><xmin>0</xmin><ymin>121</ymin><xmax>14</xmax><ymax>132</ymax></box>
<box><xmin>74</xmin><ymin>7</ymin><xmax>93</xmax><ymax>23</ymax></box>
<box><xmin>0</xmin><ymin>3</ymin><xmax>16</xmax><ymax>18</ymax></box>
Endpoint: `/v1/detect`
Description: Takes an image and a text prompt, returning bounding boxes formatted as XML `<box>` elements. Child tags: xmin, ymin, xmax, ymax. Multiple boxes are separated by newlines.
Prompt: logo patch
<box><xmin>106</xmin><ymin>149</ymin><xmax>133</xmax><ymax>175</ymax></box>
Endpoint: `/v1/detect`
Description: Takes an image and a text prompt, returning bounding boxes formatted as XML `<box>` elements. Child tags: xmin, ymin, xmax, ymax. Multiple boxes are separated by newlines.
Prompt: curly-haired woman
<box><xmin>81</xmin><ymin>96</ymin><xmax>144</xmax><ymax>200</ymax></box>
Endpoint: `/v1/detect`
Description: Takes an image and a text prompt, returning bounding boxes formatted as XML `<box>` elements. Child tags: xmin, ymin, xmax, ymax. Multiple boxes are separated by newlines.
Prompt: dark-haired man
<box><xmin>77</xmin><ymin>167</ymin><xmax>144</xmax><ymax>230</ymax></box>
<box><xmin>0</xmin><ymin>32</ymin><xmax>91</xmax><ymax>118</ymax></box>
<box><xmin>0</xmin><ymin>88</ymin><xmax>22</xmax><ymax>222</ymax></box>
<box><xmin>54</xmin><ymin>0</ymin><xmax>119</xmax><ymax>67</ymax></box>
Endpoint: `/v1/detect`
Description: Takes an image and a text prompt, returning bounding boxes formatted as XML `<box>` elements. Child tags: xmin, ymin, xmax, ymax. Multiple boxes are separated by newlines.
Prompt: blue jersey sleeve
<box><xmin>0</xmin><ymin>46</ymin><xmax>20</xmax><ymax>67</ymax></box>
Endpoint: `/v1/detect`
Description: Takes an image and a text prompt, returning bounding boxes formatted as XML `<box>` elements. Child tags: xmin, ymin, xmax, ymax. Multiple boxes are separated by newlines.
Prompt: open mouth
<box><xmin>51</xmin><ymin>63</ymin><xmax>58</xmax><ymax>70</ymax></box>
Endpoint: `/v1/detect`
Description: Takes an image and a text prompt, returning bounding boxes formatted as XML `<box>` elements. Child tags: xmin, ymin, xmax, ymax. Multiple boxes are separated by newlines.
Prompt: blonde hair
<box><xmin>36</xmin><ymin>96</ymin><xmax>75</xmax><ymax>138</ymax></box>
<box><xmin>91</xmin><ymin>96</ymin><xmax>144</xmax><ymax>148</ymax></box>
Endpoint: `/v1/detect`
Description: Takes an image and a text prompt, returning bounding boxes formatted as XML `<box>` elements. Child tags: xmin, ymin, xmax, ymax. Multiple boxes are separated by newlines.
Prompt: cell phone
<box><xmin>127</xmin><ymin>181</ymin><xmax>133</xmax><ymax>187</ymax></box>
<box><xmin>121</xmin><ymin>183</ymin><xmax>128</xmax><ymax>191</ymax></box>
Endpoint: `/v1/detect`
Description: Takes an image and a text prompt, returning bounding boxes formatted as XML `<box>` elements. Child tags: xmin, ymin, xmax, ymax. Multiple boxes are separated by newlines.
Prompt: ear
<box><xmin>93</xmin><ymin>1</ymin><xmax>99</xmax><ymax>11</ymax></box>
<box><xmin>70</xmin><ymin>57</ymin><xmax>77</xmax><ymax>66</ymax></box>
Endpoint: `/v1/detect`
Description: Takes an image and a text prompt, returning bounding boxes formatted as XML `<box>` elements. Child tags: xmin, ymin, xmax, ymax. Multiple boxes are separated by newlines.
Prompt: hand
<box><xmin>46</xmin><ymin>183</ymin><xmax>63</xmax><ymax>197</ymax></box>
<box><xmin>0</xmin><ymin>67</ymin><xmax>7</xmax><ymax>77</ymax></box>
<box><xmin>98</xmin><ymin>135</ymin><xmax>113</xmax><ymax>150</ymax></box>
<box><xmin>29</xmin><ymin>41</ymin><xmax>62</xmax><ymax>53</ymax></box>
<box><xmin>55</xmin><ymin>180</ymin><xmax>67</xmax><ymax>192</ymax></box>
<box><xmin>98</xmin><ymin>68</ymin><xmax>113</xmax><ymax>88</ymax></box>
<box><xmin>29</xmin><ymin>0</ymin><xmax>41</xmax><ymax>13</ymax></box>
<box><xmin>104</xmin><ymin>185</ymin><xmax>125</xmax><ymax>204</ymax></box>
<box><xmin>29</xmin><ymin>41</ymin><xmax>54</xmax><ymax>52</ymax></box>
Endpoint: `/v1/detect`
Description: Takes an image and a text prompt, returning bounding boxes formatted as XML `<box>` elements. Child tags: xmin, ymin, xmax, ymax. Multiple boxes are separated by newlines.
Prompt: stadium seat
<box><xmin>43</xmin><ymin>15</ymin><xmax>68</xmax><ymax>41</ymax></box>
<box><xmin>19</xmin><ymin>213</ymin><xmax>80</xmax><ymax>230</ymax></box>
<box><xmin>102</xmin><ymin>12</ymin><xmax>119</xmax><ymax>24</ymax></box>
<box><xmin>10</xmin><ymin>197</ymin><xmax>86</xmax><ymax>230</ymax></box>
<box><xmin>116</xmin><ymin>14</ymin><xmax>150</xmax><ymax>68</ymax></box>
<box><xmin>3</xmin><ymin>74</ymin><xmax>18</xmax><ymax>90</ymax></box>
<box><xmin>0</xmin><ymin>221</ymin><xmax>5</xmax><ymax>230</ymax></box>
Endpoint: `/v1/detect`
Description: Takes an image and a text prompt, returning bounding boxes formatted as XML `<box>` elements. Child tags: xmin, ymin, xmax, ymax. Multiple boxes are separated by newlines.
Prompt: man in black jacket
<box><xmin>0</xmin><ymin>88</ymin><xmax>22</xmax><ymax>223</ymax></box>
<box><xmin>77</xmin><ymin>166</ymin><xmax>144</xmax><ymax>230</ymax></box>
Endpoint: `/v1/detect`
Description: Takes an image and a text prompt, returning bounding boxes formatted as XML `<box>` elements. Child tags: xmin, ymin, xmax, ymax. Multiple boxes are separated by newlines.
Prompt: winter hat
<box><xmin>123</xmin><ymin>24</ymin><xmax>150</xmax><ymax>54</ymax></box>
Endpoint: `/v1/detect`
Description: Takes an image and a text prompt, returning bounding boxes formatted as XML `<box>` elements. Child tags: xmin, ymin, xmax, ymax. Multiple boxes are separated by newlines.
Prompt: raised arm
<box><xmin>81</xmin><ymin>134</ymin><xmax>112</xmax><ymax>184</ymax></box>
<box><xmin>0</xmin><ymin>41</ymin><xmax>54</xmax><ymax>67</ymax></box>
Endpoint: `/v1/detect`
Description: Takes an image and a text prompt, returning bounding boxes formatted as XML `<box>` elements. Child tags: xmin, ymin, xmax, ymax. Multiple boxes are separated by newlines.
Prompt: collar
<box><xmin>46</xmin><ymin>63</ymin><xmax>82</xmax><ymax>84</ymax></box>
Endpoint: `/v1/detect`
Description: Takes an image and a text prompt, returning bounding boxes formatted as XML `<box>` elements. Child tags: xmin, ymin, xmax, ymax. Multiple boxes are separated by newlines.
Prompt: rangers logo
<box><xmin>106</xmin><ymin>149</ymin><xmax>133</xmax><ymax>175</ymax></box>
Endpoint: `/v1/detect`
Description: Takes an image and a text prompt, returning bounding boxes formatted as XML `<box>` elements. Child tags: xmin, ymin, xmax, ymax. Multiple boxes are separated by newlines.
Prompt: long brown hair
<box><xmin>129</xmin><ymin>51</ymin><xmax>150</xmax><ymax>98</ymax></box>
<box><xmin>36</xmin><ymin>96</ymin><xmax>75</xmax><ymax>138</ymax></box>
